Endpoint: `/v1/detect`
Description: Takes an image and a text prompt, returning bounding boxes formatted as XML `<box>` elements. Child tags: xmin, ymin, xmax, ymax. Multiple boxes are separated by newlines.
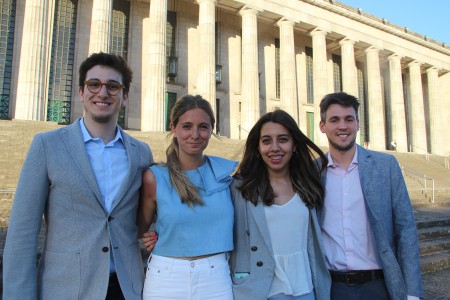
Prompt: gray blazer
<box><xmin>317</xmin><ymin>145</ymin><xmax>423</xmax><ymax>299</ymax></box>
<box><xmin>230</xmin><ymin>179</ymin><xmax>331</xmax><ymax>300</ymax></box>
<box><xmin>3</xmin><ymin>120</ymin><xmax>153</xmax><ymax>300</ymax></box>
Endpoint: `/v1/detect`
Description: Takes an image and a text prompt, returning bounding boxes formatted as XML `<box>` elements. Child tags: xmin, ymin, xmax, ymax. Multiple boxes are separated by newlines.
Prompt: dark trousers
<box><xmin>330</xmin><ymin>279</ymin><xmax>390</xmax><ymax>300</ymax></box>
<box><xmin>105</xmin><ymin>273</ymin><xmax>125</xmax><ymax>300</ymax></box>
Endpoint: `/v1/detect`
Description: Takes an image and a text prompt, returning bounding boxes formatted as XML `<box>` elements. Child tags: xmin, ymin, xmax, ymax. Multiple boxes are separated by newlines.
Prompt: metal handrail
<box><xmin>427</xmin><ymin>154</ymin><xmax>450</xmax><ymax>170</ymax></box>
<box><xmin>238</xmin><ymin>125</ymin><xmax>250</xmax><ymax>140</ymax></box>
<box><xmin>401</xmin><ymin>166</ymin><xmax>435</xmax><ymax>203</ymax></box>
<box><xmin>408</xmin><ymin>145</ymin><xmax>429</xmax><ymax>160</ymax></box>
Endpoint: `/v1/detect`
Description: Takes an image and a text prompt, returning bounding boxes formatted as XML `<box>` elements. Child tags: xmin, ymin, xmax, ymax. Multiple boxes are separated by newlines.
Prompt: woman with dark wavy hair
<box><xmin>230</xmin><ymin>109</ymin><xmax>331</xmax><ymax>300</ymax></box>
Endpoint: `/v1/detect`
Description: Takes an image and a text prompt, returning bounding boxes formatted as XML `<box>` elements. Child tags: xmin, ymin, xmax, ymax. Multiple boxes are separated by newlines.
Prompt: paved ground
<box><xmin>0</xmin><ymin>206</ymin><xmax>449</xmax><ymax>299</ymax></box>
<box><xmin>422</xmin><ymin>268</ymin><xmax>450</xmax><ymax>299</ymax></box>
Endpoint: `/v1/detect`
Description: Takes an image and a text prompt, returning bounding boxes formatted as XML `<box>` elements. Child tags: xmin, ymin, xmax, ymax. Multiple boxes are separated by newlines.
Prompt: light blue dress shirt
<box><xmin>79</xmin><ymin>119</ymin><xmax>129</xmax><ymax>272</ymax></box>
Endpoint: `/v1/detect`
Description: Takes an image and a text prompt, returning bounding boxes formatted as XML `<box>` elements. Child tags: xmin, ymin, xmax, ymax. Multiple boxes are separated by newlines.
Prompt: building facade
<box><xmin>1</xmin><ymin>0</ymin><xmax>449</xmax><ymax>155</ymax></box>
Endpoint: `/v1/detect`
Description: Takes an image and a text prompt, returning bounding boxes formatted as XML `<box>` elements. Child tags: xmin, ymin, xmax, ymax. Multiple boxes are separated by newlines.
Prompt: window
<box><xmin>332</xmin><ymin>54</ymin><xmax>342</xmax><ymax>92</ymax></box>
<box><xmin>357</xmin><ymin>62</ymin><xmax>367</xmax><ymax>144</ymax></box>
<box><xmin>275</xmin><ymin>38</ymin><xmax>280</xmax><ymax>99</ymax></box>
<box><xmin>111</xmin><ymin>0</ymin><xmax>130</xmax><ymax>128</ymax></box>
<box><xmin>166</xmin><ymin>11</ymin><xmax>176</xmax><ymax>80</ymax></box>
<box><xmin>0</xmin><ymin>0</ymin><xmax>15</xmax><ymax>119</ymax></box>
<box><xmin>165</xmin><ymin>92</ymin><xmax>177</xmax><ymax>131</ymax></box>
<box><xmin>47</xmin><ymin>0</ymin><xmax>77</xmax><ymax>124</ymax></box>
<box><xmin>305</xmin><ymin>46</ymin><xmax>313</xmax><ymax>104</ymax></box>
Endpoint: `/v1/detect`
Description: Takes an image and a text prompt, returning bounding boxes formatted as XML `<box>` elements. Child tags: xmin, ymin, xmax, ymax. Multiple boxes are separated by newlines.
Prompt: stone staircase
<box><xmin>393</xmin><ymin>152</ymin><xmax>450</xmax><ymax>207</ymax></box>
<box><xmin>0</xmin><ymin>119</ymin><xmax>449</xmax><ymax>277</ymax></box>
<box><xmin>128</xmin><ymin>130</ymin><xmax>245</xmax><ymax>163</ymax></box>
<box><xmin>0</xmin><ymin>120</ymin><xmax>62</xmax><ymax>189</ymax></box>
<box><xmin>416</xmin><ymin>209</ymin><xmax>450</xmax><ymax>273</ymax></box>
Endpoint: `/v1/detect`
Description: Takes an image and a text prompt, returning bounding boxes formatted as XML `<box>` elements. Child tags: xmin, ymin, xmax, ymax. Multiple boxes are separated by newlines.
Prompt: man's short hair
<box><xmin>319</xmin><ymin>92</ymin><xmax>360</xmax><ymax>122</ymax></box>
<box><xmin>78</xmin><ymin>52</ymin><xmax>133</xmax><ymax>95</ymax></box>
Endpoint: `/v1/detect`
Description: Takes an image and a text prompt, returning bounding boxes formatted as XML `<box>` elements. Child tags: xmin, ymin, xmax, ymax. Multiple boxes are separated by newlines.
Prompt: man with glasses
<box><xmin>3</xmin><ymin>52</ymin><xmax>153</xmax><ymax>299</ymax></box>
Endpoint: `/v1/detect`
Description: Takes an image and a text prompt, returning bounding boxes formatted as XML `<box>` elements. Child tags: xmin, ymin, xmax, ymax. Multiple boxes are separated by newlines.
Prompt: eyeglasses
<box><xmin>84</xmin><ymin>79</ymin><xmax>125</xmax><ymax>96</ymax></box>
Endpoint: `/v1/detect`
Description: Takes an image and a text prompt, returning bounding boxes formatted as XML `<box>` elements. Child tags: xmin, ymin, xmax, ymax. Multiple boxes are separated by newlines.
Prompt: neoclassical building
<box><xmin>1</xmin><ymin>0</ymin><xmax>449</xmax><ymax>155</ymax></box>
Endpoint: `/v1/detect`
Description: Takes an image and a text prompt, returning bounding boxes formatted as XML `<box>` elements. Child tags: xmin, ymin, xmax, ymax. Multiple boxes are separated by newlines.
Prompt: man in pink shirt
<box><xmin>318</xmin><ymin>92</ymin><xmax>423</xmax><ymax>300</ymax></box>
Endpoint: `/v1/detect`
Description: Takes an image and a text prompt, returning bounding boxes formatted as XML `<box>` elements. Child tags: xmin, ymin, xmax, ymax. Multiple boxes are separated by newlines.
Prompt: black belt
<box><xmin>330</xmin><ymin>270</ymin><xmax>384</xmax><ymax>285</ymax></box>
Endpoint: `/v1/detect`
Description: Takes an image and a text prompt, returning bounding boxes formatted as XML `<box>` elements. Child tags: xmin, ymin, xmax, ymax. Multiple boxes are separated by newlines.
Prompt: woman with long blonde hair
<box><xmin>139</xmin><ymin>95</ymin><xmax>237</xmax><ymax>300</ymax></box>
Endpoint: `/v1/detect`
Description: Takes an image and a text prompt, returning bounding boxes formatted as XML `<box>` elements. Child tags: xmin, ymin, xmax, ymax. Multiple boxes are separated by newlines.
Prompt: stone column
<box><xmin>426</xmin><ymin>67</ymin><xmax>442</xmax><ymax>154</ymax></box>
<box><xmin>196</xmin><ymin>0</ymin><xmax>216</xmax><ymax>112</ymax></box>
<box><xmin>240</xmin><ymin>7</ymin><xmax>260</xmax><ymax>137</ymax></box>
<box><xmin>365</xmin><ymin>47</ymin><xmax>385</xmax><ymax>150</ymax></box>
<box><xmin>408</xmin><ymin>61</ymin><xmax>427</xmax><ymax>153</ymax></box>
<box><xmin>339</xmin><ymin>38</ymin><xmax>358</xmax><ymax>96</ymax></box>
<box><xmin>310</xmin><ymin>29</ymin><xmax>328</xmax><ymax>146</ymax></box>
<box><xmin>15</xmin><ymin>0</ymin><xmax>55</xmax><ymax>120</ymax></box>
<box><xmin>141</xmin><ymin>0</ymin><xmax>167</xmax><ymax>131</ymax></box>
<box><xmin>388</xmin><ymin>54</ymin><xmax>408</xmax><ymax>152</ymax></box>
<box><xmin>89</xmin><ymin>0</ymin><xmax>113</xmax><ymax>54</ymax></box>
<box><xmin>277</xmin><ymin>19</ymin><xmax>298</xmax><ymax>121</ymax></box>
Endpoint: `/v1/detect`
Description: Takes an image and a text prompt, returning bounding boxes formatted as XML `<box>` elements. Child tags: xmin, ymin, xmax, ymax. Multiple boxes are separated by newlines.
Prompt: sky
<box><xmin>337</xmin><ymin>0</ymin><xmax>450</xmax><ymax>45</ymax></box>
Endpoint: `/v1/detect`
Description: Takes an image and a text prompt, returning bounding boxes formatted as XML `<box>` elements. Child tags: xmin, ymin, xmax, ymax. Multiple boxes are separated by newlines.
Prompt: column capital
<box><xmin>239</xmin><ymin>6</ymin><xmax>260</xmax><ymax>16</ymax></box>
<box><xmin>196</xmin><ymin>0</ymin><xmax>216</xmax><ymax>5</ymax></box>
<box><xmin>339</xmin><ymin>38</ymin><xmax>355</xmax><ymax>46</ymax></box>
<box><xmin>426</xmin><ymin>66</ymin><xmax>439</xmax><ymax>74</ymax></box>
<box><xmin>408</xmin><ymin>60</ymin><xmax>422</xmax><ymax>68</ymax></box>
<box><xmin>365</xmin><ymin>46</ymin><xmax>381</xmax><ymax>54</ymax></box>
<box><xmin>309</xmin><ymin>28</ymin><xmax>328</xmax><ymax>37</ymax></box>
<box><xmin>276</xmin><ymin>18</ymin><xmax>296</xmax><ymax>28</ymax></box>
<box><xmin>387</xmin><ymin>53</ymin><xmax>403</xmax><ymax>61</ymax></box>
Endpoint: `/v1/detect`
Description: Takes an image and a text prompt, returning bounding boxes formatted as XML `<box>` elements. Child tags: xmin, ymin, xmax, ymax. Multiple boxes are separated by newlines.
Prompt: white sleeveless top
<box><xmin>264</xmin><ymin>194</ymin><xmax>313</xmax><ymax>297</ymax></box>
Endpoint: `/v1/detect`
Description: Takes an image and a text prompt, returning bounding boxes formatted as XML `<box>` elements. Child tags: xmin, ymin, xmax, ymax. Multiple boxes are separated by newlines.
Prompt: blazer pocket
<box><xmin>231</xmin><ymin>272</ymin><xmax>251</xmax><ymax>285</ymax></box>
<box><xmin>38</xmin><ymin>250</ymin><xmax>81</xmax><ymax>300</ymax></box>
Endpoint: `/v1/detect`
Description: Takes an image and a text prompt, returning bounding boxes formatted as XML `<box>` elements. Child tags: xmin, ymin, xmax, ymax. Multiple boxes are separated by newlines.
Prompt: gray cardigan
<box><xmin>229</xmin><ymin>179</ymin><xmax>331</xmax><ymax>300</ymax></box>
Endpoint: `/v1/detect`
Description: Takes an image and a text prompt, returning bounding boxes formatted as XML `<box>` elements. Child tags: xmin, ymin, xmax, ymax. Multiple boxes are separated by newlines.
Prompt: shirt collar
<box><xmin>79</xmin><ymin>118</ymin><xmax>123</xmax><ymax>144</ymax></box>
<box><xmin>327</xmin><ymin>147</ymin><xmax>359</xmax><ymax>168</ymax></box>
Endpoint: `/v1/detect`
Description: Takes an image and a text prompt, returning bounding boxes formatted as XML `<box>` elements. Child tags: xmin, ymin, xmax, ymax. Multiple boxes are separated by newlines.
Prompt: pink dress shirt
<box><xmin>321</xmin><ymin>149</ymin><xmax>382</xmax><ymax>271</ymax></box>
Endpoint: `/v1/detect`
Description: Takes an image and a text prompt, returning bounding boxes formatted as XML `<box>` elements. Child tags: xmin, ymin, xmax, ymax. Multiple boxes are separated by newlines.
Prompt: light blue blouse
<box><xmin>151</xmin><ymin>156</ymin><xmax>237</xmax><ymax>257</ymax></box>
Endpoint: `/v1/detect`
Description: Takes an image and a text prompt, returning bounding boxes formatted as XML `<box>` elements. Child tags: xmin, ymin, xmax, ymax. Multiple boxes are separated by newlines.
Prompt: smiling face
<box><xmin>258</xmin><ymin>122</ymin><xmax>295</xmax><ymax>175</ymax></box>
<box><xmin>172</xmin><ymin>107</ymin><xmax>213</xmax><ymax>160</ymax></box>
<box><xmin>319</xmin><ymin>103</ymin><xmax>359</xmax><ymax>153</ymax></box>
<box><xmin>78</xmin><ymin>65</ymin><xmax>127</xmax><ymax>126</ymax></box>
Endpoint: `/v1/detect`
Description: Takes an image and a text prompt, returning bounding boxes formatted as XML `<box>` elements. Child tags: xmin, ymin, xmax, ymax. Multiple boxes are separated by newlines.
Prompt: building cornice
<box><xmin>306</xmin><ymin>0</ymin><xmax>450</xmax><ymax>56</ymax></box>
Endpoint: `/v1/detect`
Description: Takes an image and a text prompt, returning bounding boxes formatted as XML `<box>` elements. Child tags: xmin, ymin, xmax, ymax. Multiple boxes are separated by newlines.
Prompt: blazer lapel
<box><xmin>60</xmin><ymin>120</ymin><xmax>103</xmax><ymax>205</ymax></box>
<box><xmin>110</xmin><ymin>130</ymin><xmax>140</xmax><ymax>212</ymax></box>
<box><xmin>317</xmin><ymin>157</ymin><xmax>328</xmax><ymax>224</ymax></box>
<box><xmin>357</xmin><ymin>145</ymin><xmax>374</xmax><ymax>206</ymax></box>
<box><xmin>247</xmin><ymin>200</ymin><xmax>275</xmax><ymax>258</ymax></box>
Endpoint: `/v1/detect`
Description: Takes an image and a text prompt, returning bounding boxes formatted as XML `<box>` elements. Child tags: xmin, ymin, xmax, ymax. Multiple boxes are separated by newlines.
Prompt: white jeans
<box><xmin>143</xmin><ymin>253</ymin><xmax>233</xmax><ymax>300</ymax></box>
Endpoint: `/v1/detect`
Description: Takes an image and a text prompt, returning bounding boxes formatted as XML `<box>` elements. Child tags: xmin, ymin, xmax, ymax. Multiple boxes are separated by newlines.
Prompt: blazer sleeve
<box><xmin>389</xmin><ymin>156</ymin><xmax>423</xmax><ymax>297</ymax></box>
<box><xmin>3</xmin><ymin>134</ymin><xmax>50</xmax><ymax>299</ymax></box>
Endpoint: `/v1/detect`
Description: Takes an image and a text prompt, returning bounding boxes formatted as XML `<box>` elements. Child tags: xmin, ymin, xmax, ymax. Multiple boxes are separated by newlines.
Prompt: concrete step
<box><xmin>420</xmin><ymin>237</ymin><xmax>450</xmax><ymax>256</ymax></box>
<box><xmin>413</xmin><ymin>200</ymin><xmax>450</xmax><ymax>209</ymax></box>
<box><xmin>415</xmin><ymin>209</ymin><xmax>450</xmax><ymax>274</ymax></box>
<box><xmin>417</xmin><ymin>216</ymin><xmax>450</xmax><ymax>229</ymax></box>
<box><xmin>420</xmin><ymin>249</ymin><xmax>450</xmax><ymax>274</ymax></box>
